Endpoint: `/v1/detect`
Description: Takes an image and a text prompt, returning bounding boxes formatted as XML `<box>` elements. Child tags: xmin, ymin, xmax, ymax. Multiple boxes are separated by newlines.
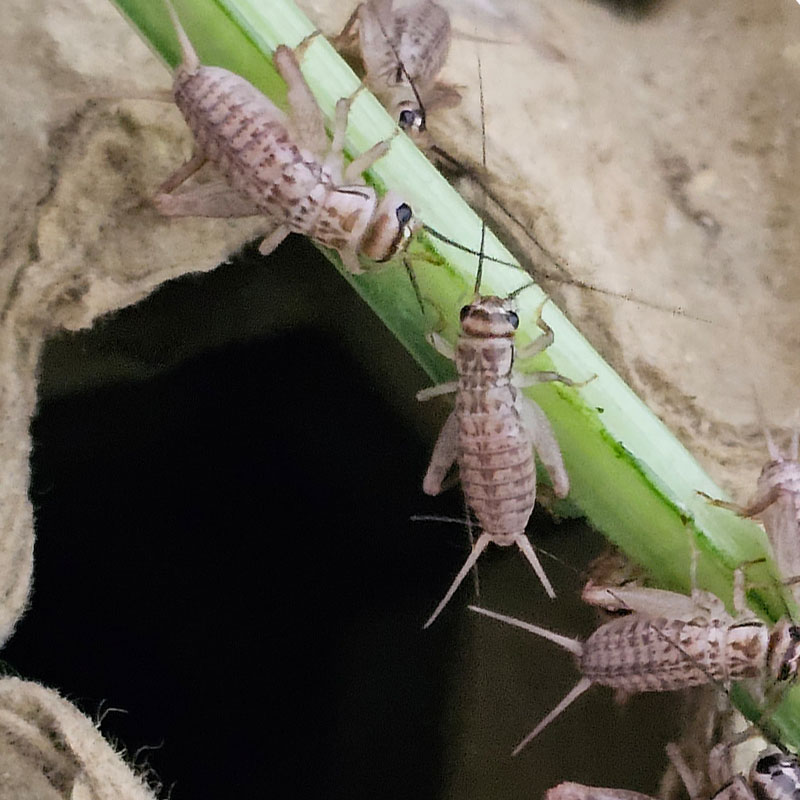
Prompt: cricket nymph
<box><xmin>156</xmin><ymin>1</ymin><xmax>416</xmax><ymax>275</ymax></box>
<box><xmin>333</xmin><ymin>0</ymin><xmax>460</xmax><ymax>143</ymax></box>
<box><xmin>702</xmin><ymin>430</ymin><xmax>800</xmax><ymax>608</ymax></box>
<box><xmin>419</xmin><ymin>292</ymin><xmax>576</xmax><ymax>627</ymax></box>
<box><xmin>470</xmin><ymin>597</ymin><xmax>800</xmax><ymax>754</ymax></box>
<box><xmin>451</xmin><ymin>297</ymin><xmax>534</xmax><ymax>547</ymax></box>
<box><xmin>581</xmin><ymin>615</ymin><xmax>800</xmax><ymax>691</ymax></box>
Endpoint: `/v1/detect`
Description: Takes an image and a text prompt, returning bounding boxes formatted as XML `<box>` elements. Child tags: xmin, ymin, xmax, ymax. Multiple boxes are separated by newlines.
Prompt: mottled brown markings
<box><xmin>470</xmin><ymin>585</ymin><xmax>800</xmax><ymax>753</ymax></box>
<box><xmin>155</xmin><ymin>0</ymin><xmax>415</xmax><ymax>270</ymax></box>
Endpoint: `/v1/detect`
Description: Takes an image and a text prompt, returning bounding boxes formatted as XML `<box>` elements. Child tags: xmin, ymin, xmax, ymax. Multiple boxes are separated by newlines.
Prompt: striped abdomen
<box><xmin>580</xmin><ymin>615</ymin><xmax>769</xmax><ymax>691</ymax></box>
<box><xmin>455</xmin><ymin>335</ymin><xmax>535</xmax><ymax>542</ymax></box>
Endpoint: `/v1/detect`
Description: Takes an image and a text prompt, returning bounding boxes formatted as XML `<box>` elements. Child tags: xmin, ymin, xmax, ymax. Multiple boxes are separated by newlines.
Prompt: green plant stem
<box><xmin>110</xmin><ymin>0</ymin><xmax>800</xmax><ymax>747</ymax></box>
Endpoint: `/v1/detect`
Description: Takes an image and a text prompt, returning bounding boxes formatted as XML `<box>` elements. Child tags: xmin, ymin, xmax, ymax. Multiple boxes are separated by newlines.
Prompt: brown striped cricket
<box><xmin>154</xmin><ymin>0</ymin><xmax>505</xmax><ymax>307</ymax></box>
<box><xmin>332</xmin><ymin>0</ymin><xmax>461</xmax><ymax>150</ymax></box>
<box><xmin>416</xmin><ymin>222</ymin><xmax>584</xmax><ymax>628</ymax></box>
<box><xmin>700</xmin><ymin>429</ymin><xmax>800</xmax><ymax>610</ymax></box>
<box><xmin>470</xmin><ymin>542</ymin><xmax>800</xmax><ymax>754</ymax></box>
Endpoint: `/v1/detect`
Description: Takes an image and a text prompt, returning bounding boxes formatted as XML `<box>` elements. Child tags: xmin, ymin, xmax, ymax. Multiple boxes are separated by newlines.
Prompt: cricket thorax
<box><xmin>313</xmin><ymin>185</ymin><xmax>378</xmax><ymax>252</ymax></box>
<box><xmin>580</xmin><ymin>616</ymin><xmax>771</xmax><ymax>691</ymax></box>
<box><xmin>456</xmin><ymin>338</ymin><xmax>515</xmax><ymax>384</ymax></box>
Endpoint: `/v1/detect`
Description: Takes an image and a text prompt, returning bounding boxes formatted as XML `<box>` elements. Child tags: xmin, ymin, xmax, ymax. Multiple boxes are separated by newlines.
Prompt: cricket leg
<box><xmin>422</xmin><ymin>411</ymin><xmax>458</xmax><ymax>496</ymax></box>
<box><xmin>272</xmin><ymin>45</ymin><xmax>328</xmax><ymax>155</ymax></box>
<box><xmin>155</xmin><ymin>180</ymin><xmax>261</xmax><ymax>218</ymax></box>
<box><xmin>697</xmin><ymin>487</ymin><xmax>783</xmax><ymax>518</ymax></box>
<box><xmin>258</xmin><ymin>225</ymin><xmax>291</xmax><ymax>256</ymax></box>
<box><xmin>157</xmin><ymin>150</ymin><xmax>207</xmax><ymax>196</ymax></box>
<box><xmin>517</xmin><ymin>396</ymin><xmax>568</xmax><ymax>499</ymax></box>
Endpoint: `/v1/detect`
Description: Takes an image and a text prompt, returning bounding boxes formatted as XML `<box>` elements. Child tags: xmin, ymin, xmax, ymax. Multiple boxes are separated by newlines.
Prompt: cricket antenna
<box><xmin>421</xmin><ymin>225</ymin><xmax>519</xmax><ymax>269</ymax></box>
<box><xmin>472</xmin><ymin>51</ymin><xmax>488</xmax><ymax>296</ymax></box>
<box><xmin>372</xmin><ymin>10</ymin><xmax>427</xmax><ymax>134</ymax></box>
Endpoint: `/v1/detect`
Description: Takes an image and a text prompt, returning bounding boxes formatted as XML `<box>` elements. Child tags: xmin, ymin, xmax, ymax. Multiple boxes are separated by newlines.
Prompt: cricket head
<box><xmin>361</xmin><ymin>191</ymin><xmax>418</xmax><ymax>262</ymax></box>
<box><xmin>459</xmin><ymin>296</ymin><xmax>519</xmax><ymax>338</ymax></box>
<box><xmin>768</xmin><ymin>619</ymin><xmax>800</xmax><ymax>683</ymax></box>
<box><xmin>750</xmin><ymin>751</ymin><xmax>800</xmax><ymax>800</ymax></box>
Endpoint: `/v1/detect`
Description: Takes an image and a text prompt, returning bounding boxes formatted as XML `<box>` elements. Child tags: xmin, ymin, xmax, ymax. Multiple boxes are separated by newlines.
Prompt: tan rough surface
<box><xmin>305</xmin><ymin>0</ymin><xmax>800</xmax><ymax>503</ymax></box>
<box><xmin>0</xmin><ymin>678</ymin><xmax>156</xmax><ymax>800</ymax></box>
<box><xmin>0</xmin><ymin>0</ymin><xmax>264</xmax><ymax>644</ymax></box>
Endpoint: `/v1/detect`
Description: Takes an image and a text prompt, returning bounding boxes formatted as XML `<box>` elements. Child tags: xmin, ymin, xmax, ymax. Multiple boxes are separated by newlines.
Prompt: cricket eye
<box><xmin>399</xmin><ymin>110</ymin><xmax>415</xmax><ymax>129</ymax></box>
<box><xmin>508</xmin><ymin>311</ymin><xmax>520</xmax><ymax>329</ymax></box>
<box><xmin>755</xmin><ymin>753</ymin><xmax>782</xmax><ymax>774</ymax></box>
<box><xmin>396</xmin><ymin>204</ymin><xmax>413</xmax><ymax>226</ymax></box>
<box><xmin>459</xmin><ymin>306</ymin><xmax>470</xmax><ymax>322</ymax></box>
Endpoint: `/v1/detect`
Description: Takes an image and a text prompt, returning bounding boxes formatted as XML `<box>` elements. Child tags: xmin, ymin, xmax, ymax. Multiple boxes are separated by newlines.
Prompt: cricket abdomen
<box><xmin>173</xmin><ymin>65</ymin><xmax>333</xmax><ymax>231</ymax></box>
<box><xmin>581</xmin><ymin>616</ymin><xmax>768</xmax><ymax>691</ymax></box>
<box><xmin>455</xmin><ymin>336</ymin><xmax>536</xmax><ymax>540</ymax></box>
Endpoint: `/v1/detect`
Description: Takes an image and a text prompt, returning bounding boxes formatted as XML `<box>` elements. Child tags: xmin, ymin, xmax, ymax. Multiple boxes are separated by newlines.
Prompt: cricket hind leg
<box><xmin>516</xmin><ymin>396</ymin><xmax>569</xmax><ymax>499</ymax></box>
<box><xmin>155</xmin><ymin>179</ymin><xmax>262</xmax><ymax>218</ymax></box>
<box><xmin>421</xmin><ymin>411</ymin><xmax>458</xmax><ymax>496</ymax></box>
<box><xmin>272</xmin><ymin>44</ymin><xmax>329</xmax><ymax>155</ymax></box>
<box><xmin>423</xmin><ymin>532</ymin><xmax>492</xmax><ymax>629</ymax></box>
<box><xmin>156</xmin><ymin>150</ymin><xmax>207</xmax><ymax>196</ymax></box>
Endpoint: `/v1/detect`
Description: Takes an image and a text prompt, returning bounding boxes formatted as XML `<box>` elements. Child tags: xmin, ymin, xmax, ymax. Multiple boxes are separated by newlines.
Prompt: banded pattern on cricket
<box><xmin>419</xmin><ymin>291</ymin><xmax>576</xmax><ymax>627</ymax></box>
<box><xmin>580</xmin><ymin>615</ymin><xmax>797</xmax><ymax>691</ymax></box>
<box><xmin>156</xmin><ymin>0</ymin><xmax>415</xmax><ymax>275</ymax></box>
<box><xmin>333</xmin><ymin>0</ymin><xmax>460</xmax><ymax>142</ymax></box>
<box><xmin>469</xmin><ymin>591</ymin><xmax>800</xmax><ymax>753</ymax></box>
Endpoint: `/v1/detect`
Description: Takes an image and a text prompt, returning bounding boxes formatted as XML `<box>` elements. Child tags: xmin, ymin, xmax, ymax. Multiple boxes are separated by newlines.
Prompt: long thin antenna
<box><xmin>472</xmin><ymin>52</ymin><xmax>488</xmax><ymax>296</ymax></box>
<box><xmin>422</xmin><ymin>223</ymin><xmax>714</xmax><ymax>323</ymax></box>
<box><xmin>372</xmin><ymin>9</ymin><xmax>427</xmax><ymax>132</ymax></box>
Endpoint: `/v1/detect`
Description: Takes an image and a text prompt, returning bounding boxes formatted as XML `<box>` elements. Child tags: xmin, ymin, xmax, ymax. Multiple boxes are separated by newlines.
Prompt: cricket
<box><xmin>701</xmin><ymin>428</ymin><xmax>800</xmax><ymax>610</ymax></box>
<box><xmin>417</xmin><ymin>229</ymin><xmax>579</xmax><ymax>627</ymax></box>
<box><xmin>154</xmin><ymin>0</ymin><xmax>516</xmax><ymax>307</ymax></box>
<box><xmin>470</xmin><ymin>556</ymin><xmax>800</xmax><ymax>754</ymax></box>
<box><xmin>332</xmin><ymin>0</ymin><xmax>461</xmax><ymax>149</ymax></box>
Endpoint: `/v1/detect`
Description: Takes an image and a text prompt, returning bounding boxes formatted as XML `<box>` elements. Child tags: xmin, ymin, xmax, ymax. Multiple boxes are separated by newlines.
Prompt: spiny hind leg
<box><xmin>422</xmin><ymin>411</ymin><xmax>458</xmax><ymax>496</ymax></box>
<box><xmin>155</xmin><ymin>179</ymin><xmax>261</xmax><ymax>218</ymax></box>
<box><xmin>272</xmin><ymin>45</ymin><xmax>328</xmax><ymax>155</ymax></box>
<box><xmin>516</xmin><ymin>396</ymin><xmax>568</xmax><ymax>499</ymax></box>
<box><xmin>157</xmin><ymin>150</ymin><xmax>207</xmax><ymax>196</ymax></box>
